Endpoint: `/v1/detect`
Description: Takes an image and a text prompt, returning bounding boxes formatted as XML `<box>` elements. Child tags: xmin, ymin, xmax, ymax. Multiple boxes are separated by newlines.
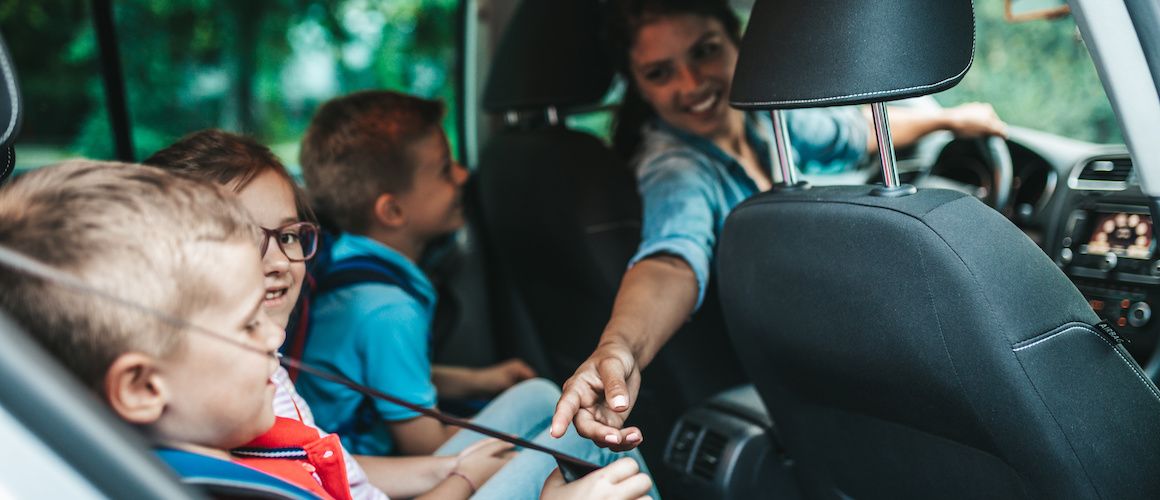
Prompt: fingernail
<box><xmin>626</xmin><ymin>432</ymin><xmax>641</xmax><ymax>443</ymax></box>
<box><xmin>605</xmin><ymin>434</ymin><xmax>620</xmax><ymax>444</ymax></box>
<box><xmin>611</xmin><ymin>395</ymin><xmax>628</xmax><ymax>408</ymax></box>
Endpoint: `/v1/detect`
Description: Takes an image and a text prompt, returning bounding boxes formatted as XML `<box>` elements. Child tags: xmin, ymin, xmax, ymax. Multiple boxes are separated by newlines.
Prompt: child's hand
<box><xmin>452</xmin><ymin>438</ymin><xmax>517</xmax><ymax>489</ymax></box>
<box><xmin>475</xmin><ymin>359</ymin><xmax>537</xmax><ymax>394</ymax></box>
<box><xmin>540</xmin><ymin>458</ymin><xmax>653</xmax><ymax>500</ymax></box>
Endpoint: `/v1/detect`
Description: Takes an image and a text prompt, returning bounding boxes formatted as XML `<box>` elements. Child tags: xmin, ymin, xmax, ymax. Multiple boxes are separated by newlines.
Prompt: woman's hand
<box><xmin>551</xmin><ymin>256</ymin><xmax>699</xmax><ymax>451</ymax></box>
<box><xmin>550</xmin><ymin>339</ymin><xmax>644</xmax><ymax>451</ymax></box>
<box><xmin>944</xmin><ymin>102</ymin><xmax>1008</xmax><ymax>138</ymax></box>
<box><xmin>452</xmin><ymin>438</ymin><xmax>517</xmax><ymax>489</ymax></box>
<box><xmin>540</xmin><ymin>458</ymin><xmax>653</xmax><ymax>500</ymax></box>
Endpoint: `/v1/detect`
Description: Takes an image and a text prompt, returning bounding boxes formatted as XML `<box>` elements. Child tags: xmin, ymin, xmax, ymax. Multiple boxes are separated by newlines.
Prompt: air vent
<box><xmin>691</xmin><ymin>430</ymin><xmax>728</xmax><ymax>481</ymax></box>
<box><xmin>665</xmin><ymin>422</ymin><xmax>701</xmax><ymax>471</ymax></box>
<box><xmin>1070</xmin><ymin>158</ymin><xmax>1132</xmax><ymax>191</ymax></box>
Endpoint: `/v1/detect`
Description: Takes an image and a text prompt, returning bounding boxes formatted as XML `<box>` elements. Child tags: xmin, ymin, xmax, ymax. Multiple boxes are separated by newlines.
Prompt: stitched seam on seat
<box><xmin>731</xmin><ymin>67</ymin><xmax>967</xmax><ymax>107</ymax></box>
<box><xmin>917</xmin><ymin>233</ymin><xmax>999</xmax><ymax>457</ymax></box>
<box><xmin>1011</xmin><ymin>323</ymin><xmax>1160</xmax><ymax>404</ymax></box>
<box><xmin>901</xmin><ymin>197</ymin><xmax>1100</xmax><ymax>495</ymax></box>
<box><xmin>1</xmin><ymin>147</ymin><xmax>12</xmax><ymax>181</ymax></box>
<box><xmin>1109</xmin><ymin>344</ymin><xmax>1160</xmax><ymax>403</ymax></box>
<box><xmin>734</xmin><ymin>190</ymin><xmax>964</xmax><ymax>219</ymax></box>
<box><xmin>1013</xmin><ymin>323</ymin><xmax>1100</xmax><ymax>351</ymax></box>
<box><xmin>729</xmin><ymin>192</ymin><xmax>1100</xmax><ymax>494</ymax></box>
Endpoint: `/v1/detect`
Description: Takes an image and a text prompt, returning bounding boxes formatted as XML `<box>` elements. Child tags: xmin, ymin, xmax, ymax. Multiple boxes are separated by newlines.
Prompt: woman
<box><xmin>550</xmin><ymin>0</ymin><xmax>1007</xmax><ymax>450</ymax></box>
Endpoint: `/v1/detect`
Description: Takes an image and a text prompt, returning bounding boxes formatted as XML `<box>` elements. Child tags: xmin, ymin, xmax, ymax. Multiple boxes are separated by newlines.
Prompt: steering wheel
<box><xmin>922</xmin><ymin>135</ymin><xmax>1014</xmax><ymax>210</ymax></box>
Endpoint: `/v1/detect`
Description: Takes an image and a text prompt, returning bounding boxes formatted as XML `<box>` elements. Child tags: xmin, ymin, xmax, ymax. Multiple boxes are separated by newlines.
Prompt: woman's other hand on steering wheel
<box><xmin>945</xmin><ymin>102</ymin><xmax>1009</xmax><ymax>139</ymax></box>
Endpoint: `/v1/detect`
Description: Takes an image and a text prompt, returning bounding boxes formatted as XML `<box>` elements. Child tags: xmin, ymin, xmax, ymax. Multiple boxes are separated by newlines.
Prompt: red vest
<box><xmin>233</xmin><ymin>416</ymin><xmax>353</xmax><ymax>500</ymax></box>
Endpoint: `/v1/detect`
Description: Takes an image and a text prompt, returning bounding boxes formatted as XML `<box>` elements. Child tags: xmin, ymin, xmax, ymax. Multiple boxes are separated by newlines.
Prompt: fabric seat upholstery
<box><xmin>718</xmin><ymin>185</ymin><xmax>1160</xmax><ymax>498</ymax></box>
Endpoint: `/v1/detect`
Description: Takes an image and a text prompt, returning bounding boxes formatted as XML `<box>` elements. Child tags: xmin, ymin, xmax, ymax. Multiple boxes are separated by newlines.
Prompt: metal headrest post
<box><xmin>770</xmin><ymin>110</ymin><xmax>809</xmax><ymax>191</ymax></box>
<box><xmin>730</xmin><ymin>0</ymin><xmax>973</xmax><ymax>198</ymax></box>
<box><xmin>870</xmin><ymin>103</ymin><xmax>916</xmax><ymax>197</ymax></box>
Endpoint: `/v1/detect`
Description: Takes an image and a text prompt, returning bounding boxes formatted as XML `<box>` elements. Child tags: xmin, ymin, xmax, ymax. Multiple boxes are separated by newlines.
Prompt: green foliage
<box><xmin>3</xmin><ymin>0</ymin><xmax>461</xmax><ymax>171</ymax></box>
<box><xmin>3</xmin><ymin>0</ymin><xmax>1124</xmax><ymax>174</ymax></box>
<box><xmin>936</xmin><ymin>1</ymin><xmax>1122</xmax><ymax>144</ymax></box>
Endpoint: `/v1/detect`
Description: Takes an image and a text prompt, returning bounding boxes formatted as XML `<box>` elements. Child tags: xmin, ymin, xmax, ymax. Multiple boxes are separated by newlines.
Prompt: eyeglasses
<box><xmin>258</xmin><ymin>221</ymin><xmax>320</xmax><ymax>262</ymax></box>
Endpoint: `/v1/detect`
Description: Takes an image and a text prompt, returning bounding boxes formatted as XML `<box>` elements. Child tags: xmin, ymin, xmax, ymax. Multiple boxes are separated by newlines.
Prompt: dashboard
<box><xmin>921</xmin><ymin>127</ymin><xmax>1160</xmax><ymax>379</ymax></box>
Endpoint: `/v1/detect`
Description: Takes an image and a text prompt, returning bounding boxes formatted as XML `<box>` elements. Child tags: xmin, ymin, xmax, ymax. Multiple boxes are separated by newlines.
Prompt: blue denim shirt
<box><xmin>296</xmin><ymin>233</ymin><xmax>438</xmax><ymax>456</ymax></box>
<box><xmin>628</xmin><ymin>108</ymin><xmax>868</xmax><ymax>309</ymax></box>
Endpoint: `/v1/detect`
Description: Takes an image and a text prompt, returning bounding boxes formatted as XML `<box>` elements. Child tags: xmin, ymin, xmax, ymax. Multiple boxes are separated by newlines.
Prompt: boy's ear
<box><xmin>103</xmin><ymin>352</ymin><xmax>168</xmax><ymax>425</ymax></box>
<box><xmin>372</xmin><ymin>193</ymin><xmax>406</xmax><ymax>228</ymax></box>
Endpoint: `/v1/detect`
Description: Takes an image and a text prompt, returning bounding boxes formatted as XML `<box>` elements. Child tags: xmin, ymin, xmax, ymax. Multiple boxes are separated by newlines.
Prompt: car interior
<box><xmin>3</xmin><ymin>0</ymin><xmax>1160</xmax><ymax>498</ymax></box>
<box><xmin>471</xmin><ymin>0</ymin><xmax>755</xmax><ymax>492</ymax></box>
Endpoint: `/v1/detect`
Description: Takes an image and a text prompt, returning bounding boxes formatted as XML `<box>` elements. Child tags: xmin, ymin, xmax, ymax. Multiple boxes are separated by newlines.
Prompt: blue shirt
<box><xmin>296</xmin><ymin>233</ymin><xmax>438</xmax><ymax>456</ymax></box>
<box><xmin>628</xmin><ymin>108</ymin><xmax>868</xmax><ymax>309</ymax></box>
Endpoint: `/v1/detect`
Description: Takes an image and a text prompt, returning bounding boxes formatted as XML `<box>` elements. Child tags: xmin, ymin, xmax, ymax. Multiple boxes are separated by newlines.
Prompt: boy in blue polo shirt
<box><xmin>294</xmin><ymin>93</ymin><xmax>655</xmax><ymax>500</ymax></box>
<box><xmin>296</xmin><ymin>90</ymin><xmax>656</xmax><ymax>498</ymax></box>
<box><xmin>296</xmin><ymin>90</ymin><xmax>530</xmax><ymax>457</ymax></box>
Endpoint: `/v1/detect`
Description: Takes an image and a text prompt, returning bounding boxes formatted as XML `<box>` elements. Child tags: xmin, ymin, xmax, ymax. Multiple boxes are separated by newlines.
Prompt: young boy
<box><xmin>296</xmin><ymin>90</ymin><xmax>545</xmax><ymax>457</ymax></box>
<box><xmin>0</xmin><ymin>161</ymin><xmax>351</xmax><ymax>499</ymax></box>
<box><xmin>296</xmin><ymin>91</ymin><xmax>657</xmax><ymax>498</ymax></box>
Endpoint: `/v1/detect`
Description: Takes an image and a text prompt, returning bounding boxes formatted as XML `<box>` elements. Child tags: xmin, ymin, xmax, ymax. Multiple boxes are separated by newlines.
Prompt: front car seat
<box><xmin>719</xmin><ymin>0</ymin><xmax>1160</xmax><ymax>497</ymax></box>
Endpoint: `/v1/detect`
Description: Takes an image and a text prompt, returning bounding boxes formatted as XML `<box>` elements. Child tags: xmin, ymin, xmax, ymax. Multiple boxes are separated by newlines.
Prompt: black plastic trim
<box><xmin>91</xmin><ymin>0</ymin><xmax>134</xmax><ymax>162</ymax></box>
<box><xmin>1125</xmin><ymin>0</ymin><xmax>1160</xmax><ymax>104</ymax></box>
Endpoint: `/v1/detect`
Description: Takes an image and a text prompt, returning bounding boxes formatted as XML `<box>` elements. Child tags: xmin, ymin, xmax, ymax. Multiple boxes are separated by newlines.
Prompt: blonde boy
<box><xmin>0</xmin><ymin>161</ymin><xmax>286</xmax><ymax>480</ymax></box>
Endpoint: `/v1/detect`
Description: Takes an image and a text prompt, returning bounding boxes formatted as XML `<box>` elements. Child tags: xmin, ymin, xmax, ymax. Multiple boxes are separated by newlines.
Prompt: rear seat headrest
<box><xmin>0</xmin><ymin>32</ymin><xmax>23</xmax><ymax>184</ymax></box>
<box><xmin>482</xmin><ymin>0</ymin><xmax>613</xmax><ymax>114</ymax></box>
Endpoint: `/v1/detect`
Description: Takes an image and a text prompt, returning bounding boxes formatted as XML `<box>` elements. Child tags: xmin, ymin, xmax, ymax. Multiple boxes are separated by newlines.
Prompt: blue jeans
<box><xmin>434</xmin><ymin>378</ymin><xmax>658</xmax><ymax>499</ymax></box>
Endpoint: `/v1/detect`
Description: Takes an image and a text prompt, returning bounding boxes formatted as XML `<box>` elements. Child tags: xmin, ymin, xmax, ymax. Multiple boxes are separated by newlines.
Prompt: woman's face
<box><xmin>629</xmin><ymin>13</ymin><xmax>739</xmax><ymax>140</ymax></box>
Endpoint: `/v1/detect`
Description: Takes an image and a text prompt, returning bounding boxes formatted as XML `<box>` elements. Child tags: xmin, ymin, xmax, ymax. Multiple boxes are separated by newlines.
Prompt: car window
<box><xmin>936</xmin><ymin>1</ymin><xmax>1123</xmax><ymax>144</ymax></box>
<box><xmin>1</xmin><ymin>2</ymin><xmax>111</xmax><ymax>174</ymax></box>
<box><xmin>0</xmin><ymin>404</ymin><xmax>104</xmax><ymax>499</ymax></box>
<box><xmin>3</xmin><ymin>0</ymin><xmax>461</xmax><ymax>176</ymax></box>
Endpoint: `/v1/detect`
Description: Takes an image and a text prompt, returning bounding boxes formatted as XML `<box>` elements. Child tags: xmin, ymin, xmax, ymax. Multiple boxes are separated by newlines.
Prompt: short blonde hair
<box><xmin>0</xmin><ymin>160</ymin><xmax>258</xmax><ymax>388</ymax></box>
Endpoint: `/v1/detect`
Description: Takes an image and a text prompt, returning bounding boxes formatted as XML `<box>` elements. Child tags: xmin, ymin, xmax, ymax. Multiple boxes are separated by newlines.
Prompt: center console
<box><xmin>661</xmin><ymin>385</ymin><xmax>799</xmax><ymax>500</ymax></box>
<box><xmin>1052</xmin><ymin>156</ymin><xmax>1160</xmax><ymax>370</ymax></box>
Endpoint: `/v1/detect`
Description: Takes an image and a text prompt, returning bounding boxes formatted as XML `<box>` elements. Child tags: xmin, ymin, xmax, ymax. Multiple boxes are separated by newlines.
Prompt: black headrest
<box><xmin>730</xmin><ymin>0</ymin><xmax>974</xmax><ymax>109</ymax></box>
<box><xmin>0</xmin><ymin>32</ymin><xmax>22</xmax><ymax>183</ymax></box>
<box><xmin>482</xmin><ymin>0</ymin><xmax>613</xmax><ymax>113</ymax></box>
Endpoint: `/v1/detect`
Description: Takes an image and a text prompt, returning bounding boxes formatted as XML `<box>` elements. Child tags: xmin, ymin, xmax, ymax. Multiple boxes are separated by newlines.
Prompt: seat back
<box><xmin>474</xmin><ymin>0</ymin><xmax>748</xmax><ymax>452</ymax></box>
<box><xmin>476</xmin><ymin>128</ymin><xmax>640</xmax><ymax>379</ymax></box>
<box><xmin>718</xmin><ymin>185</ymin><xmax>1160</xmax><ymax>498</ymax></box>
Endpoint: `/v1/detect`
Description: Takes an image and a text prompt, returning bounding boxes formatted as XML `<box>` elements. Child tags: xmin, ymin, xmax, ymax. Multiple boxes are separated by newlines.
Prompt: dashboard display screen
<box><xmin>1084</xmin><ymin>212</ymin><xmax>1154</xmax><ymax>259</ymax></box>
